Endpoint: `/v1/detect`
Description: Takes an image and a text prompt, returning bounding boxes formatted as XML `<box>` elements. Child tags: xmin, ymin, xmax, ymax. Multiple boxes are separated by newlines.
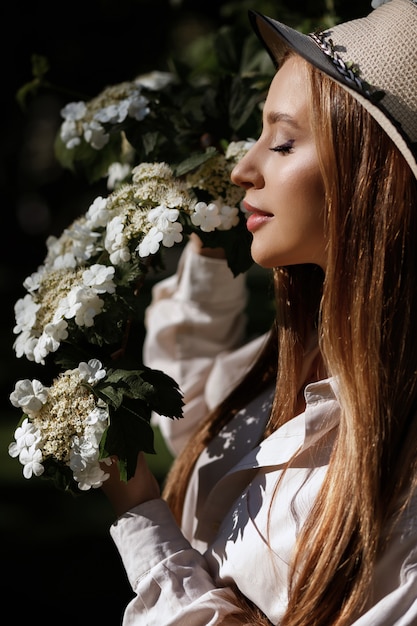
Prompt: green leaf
<box><xmin>100</xmin><ymin>402</ymin><xmax>156</xmax><ymax>480</ymax></box>
<box><xmin>42</xmin><ymin>457</ymin><xmax>80</xmax><ymax>495</ymax></box>
<box><xmin>174</xmin><ymin>147</ymin><xmax>218</xmax><ymax>177</ymax></box>
<box><xmin>54</xmin><ymin>132</ymin><xmax>123</xmax><ymax>183</ymax></box>
<box><xmin>228</xmin><ymin>75</ymin><xmax>264</xmax><ymax>133</ymax></box>
<box><xmin>95</xmin><ymin>384</ymin><xmax>126</xmax><ymax>410</ymax></box>
<box><xmin>214</xmin><ymin>26</ymin><xmax>242</xmax><ymax>74</ymax></box>
<box><xmin>99</xmin><ymin>366</ymin><xmax>184</xmax><ymax>419</ymax></box>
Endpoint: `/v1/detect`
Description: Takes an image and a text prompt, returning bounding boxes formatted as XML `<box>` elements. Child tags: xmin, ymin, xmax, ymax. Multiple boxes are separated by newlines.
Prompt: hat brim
<box><xmin>249</xmin><ymin>10</ymin><xmax>417</xmax><ymax>179</ymax></box>
<box><xmin>249</xmin><ymin>11</ymin><xmax>343</xmax><ymax>84</ymax></box>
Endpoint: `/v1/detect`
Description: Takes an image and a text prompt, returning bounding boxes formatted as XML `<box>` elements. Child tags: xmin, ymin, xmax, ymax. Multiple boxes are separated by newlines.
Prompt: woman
<box><xmin>102</xmin><ymin>1</ymin><xmax>417</xmax><ymax>623</ymax></box>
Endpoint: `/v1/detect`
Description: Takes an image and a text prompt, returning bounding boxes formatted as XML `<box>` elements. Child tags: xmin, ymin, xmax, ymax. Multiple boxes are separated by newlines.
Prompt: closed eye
<box><xmin>270</xmin><ymin>140</ymin><xmax>294</xmax><ymax>155</ymax></box>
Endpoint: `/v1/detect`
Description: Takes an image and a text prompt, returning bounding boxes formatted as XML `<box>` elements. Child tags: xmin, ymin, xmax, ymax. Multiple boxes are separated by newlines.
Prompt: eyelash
<box><xmin>270</xmin><ymin>140</ymin><xmax>294</xmax><ymax>155</ymax></box>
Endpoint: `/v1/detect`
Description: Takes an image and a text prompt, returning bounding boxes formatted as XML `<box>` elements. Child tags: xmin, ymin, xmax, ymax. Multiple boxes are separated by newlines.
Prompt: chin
<box><xmin>250</xmin><ymin>245</ymin><xmax>281</xmax><ymax>269</ymax></box>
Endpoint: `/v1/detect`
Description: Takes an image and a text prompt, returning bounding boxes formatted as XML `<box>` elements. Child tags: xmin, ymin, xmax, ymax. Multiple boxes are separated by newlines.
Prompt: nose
<box><xmin>230</xmin><ymin>143</ymin><xmax>263</xmax><ymax>190</ymax></box>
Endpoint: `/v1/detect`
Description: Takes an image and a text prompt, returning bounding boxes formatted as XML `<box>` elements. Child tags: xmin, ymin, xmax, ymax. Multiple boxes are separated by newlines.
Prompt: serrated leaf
<box><xmin>95</xmin><ymin>384</ymin><xmax>126</xmax><ymax>410</ymax></box>
<box><xmin>100</xmin><ymin>366</ymin><xmax>184</xmax><ymax>419</ymax></box>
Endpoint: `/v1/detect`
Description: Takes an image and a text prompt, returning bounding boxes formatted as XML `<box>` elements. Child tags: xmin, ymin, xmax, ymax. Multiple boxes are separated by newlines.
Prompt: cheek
<box><xmin>297</xmin><ymin>162</ymin><xmax>325</xmax><ymax>222</ymax></box>
<box><xmin>297</xmin><ymin>155</ymin><xmax>324</xmax><ymax>196</ymax></box>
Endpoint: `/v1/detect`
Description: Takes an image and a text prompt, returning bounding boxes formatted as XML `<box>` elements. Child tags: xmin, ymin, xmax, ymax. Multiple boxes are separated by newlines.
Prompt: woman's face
<box><xmin>231</xmin><ymin>55</ymin><xmax>327</xmax><ymax>271</ymax></box>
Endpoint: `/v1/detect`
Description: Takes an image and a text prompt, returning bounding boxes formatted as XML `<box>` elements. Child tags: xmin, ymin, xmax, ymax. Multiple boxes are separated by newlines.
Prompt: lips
<box><xmin>243</xmin><ymin>201</ymin><xmax>273</xmax><ymax>233</ymax></box>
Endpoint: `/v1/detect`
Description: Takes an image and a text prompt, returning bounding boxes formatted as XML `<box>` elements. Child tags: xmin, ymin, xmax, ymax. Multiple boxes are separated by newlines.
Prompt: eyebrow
<box><xmin>266</xmin><ymin>111</ymin><xmax>300</xmax><ymax>129</ymax></box>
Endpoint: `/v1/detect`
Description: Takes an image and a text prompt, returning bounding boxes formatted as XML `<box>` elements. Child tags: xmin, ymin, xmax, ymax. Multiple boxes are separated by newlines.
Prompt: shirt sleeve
<box><xmin>143</xmin><ymin>242</ymin><xmax>250</xmax><ymax>456</ymax></box>
<box><xmin>110</xmin><ymin>499</ymin><xmax>244</xmax><ymax>626</ymax></box>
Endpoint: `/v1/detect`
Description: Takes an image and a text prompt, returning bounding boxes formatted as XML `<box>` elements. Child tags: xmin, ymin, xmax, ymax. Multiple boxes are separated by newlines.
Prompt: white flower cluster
<box><xmin>13</xmin><ymin>261</ymin><xmax>116</xmax><ymax>365</ymax></box>
<box><xmin>59</xmin><ymin>71</ymin><xmax>174</xmax><ymax>151</ymax></box>
<box><xmin>9</xmin><ymin>359</ymin><xmax>111</xmax><ymax>491</ymax></box>
<box><xmin>10</xmin><ymin>136</ymin><xmax>253</xmax><ymax>491</ymax></box>
<box><xmin>132</xmin><ymin>152</ymin><xmax>251</xmax><ymax>258</ymax></box>
<box><xmin>12</xmin><ymin>143</ymin><xmax>250</xmax><ymax>367</ymax></box>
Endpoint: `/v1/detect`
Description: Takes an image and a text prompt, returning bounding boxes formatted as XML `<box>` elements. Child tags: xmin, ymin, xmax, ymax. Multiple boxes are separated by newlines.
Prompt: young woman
<box><xmin>102</xmin><ymin>1</ymin><xmax>417</xmax><ymax>623</ymax></box>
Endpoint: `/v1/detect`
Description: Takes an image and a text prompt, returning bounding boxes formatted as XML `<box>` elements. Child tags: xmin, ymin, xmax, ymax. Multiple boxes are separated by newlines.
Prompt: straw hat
<box><xmin>249</xmin><ymin>0</ymin><xmax>417</xmax><ymax>179</ymax></box>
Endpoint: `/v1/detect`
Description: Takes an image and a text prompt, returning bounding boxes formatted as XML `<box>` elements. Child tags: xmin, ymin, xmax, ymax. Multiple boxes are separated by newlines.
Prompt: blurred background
<box><xmin>1</xmin><ymin>0</ymin><xmax>368</xmax><ymax>623</ymax></box>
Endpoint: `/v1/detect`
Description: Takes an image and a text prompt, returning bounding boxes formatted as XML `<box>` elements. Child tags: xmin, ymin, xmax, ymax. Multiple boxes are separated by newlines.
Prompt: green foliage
<box><xmin>54</xmin><ymin>132</ymin><xmax>123</xmax><ymax>184</ymax></box>
<box><xmin>17</xmin><ymin>21</ymin><xmax>273</xmax><ymax>184</ymax></box>
<box><xmin>96</xmin><ymin>366</ymin><xmax>184</xmax><ymax>480</ymax></box>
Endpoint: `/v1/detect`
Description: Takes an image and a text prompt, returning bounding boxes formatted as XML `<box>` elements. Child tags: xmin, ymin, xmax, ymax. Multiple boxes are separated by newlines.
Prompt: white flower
<box><xmin>13</xmin><ymin>330</ymin><xmax>38</xmax><ymax>361</ymax></box>
<box><xmin>191</xmin><ymin>201</ymin><xmax>222</xmax><ymax>232</ymax></box>
<box><xmin>13</xmin><ymin>294</ymin><xmax>40</xmax><ymax>334</ymax></box>
<box><xmin>78</xmin><ymin>359</ymin><xmax>106</xmax><ymax>385</ymax></box>
<box><xmin>20</xmin><ymin>444</ymin><xmax>44</xmax><ymax>478</ymax></box>
<box><xmin>161</xmin><ymin>221</ymin><xmax>183</xmax><ymax>247</ymax></box>
<box><xmin>10</xmin><ymin>379</ymin><xmax>49</xmax><ymax>416</ymax></box>
<box><xmin>225</xmin><ymin>139</ymin><xmax>256</xmax><ymax>159</ymax></box>
<box><xmin>83</xmin><ymin>120</ymin><xmax>109</xmax><ymax>149</ymax></box>
<box><xmin>44</xmin><ymin>222</ymin><xmax>100</xmax><ymax>268</ymax></box>
<box><xmin>70</xmin><ymin>436</ymin><xmax>98</xmax><ymax>464</ymax></box>
<box><xmin>148</xmin><ymin>205</ymin><xmax>179</xmax><ymax>229</ymax></box>
<box><xmin>61</xmin><ymin>287</ymin><xmax>105</xmax><ymax>327</ymax></box>
<box><xmin>82</xmin><ymin>264</ymin><xmax>116</xmax><ymax>294</ymax></box>
<box><xmin>59</xmin><ymin>102</ymin><xmax>87</xmax><ymax>149</ymax></box>
<box><xmin>44</xmin><ymin>235</ymin><xmax>67</xmax><ymax>266</ymax></box>
<box><xmin>218</xmin><ymin>205</ymin><xmax>240</xmax><ymax>230</ymax></box>
<box><xmin>105</xmin><ymin>214</ymin><xmax>125</xmax><ymax>245</ymax></box>
<box><xmin>69</xmin><ymin>402</ymin><xmax>110</xmax><ymax>490</ymax></box>
<box><xmin>95</xmin><ymin>102</ymin><xmax>129</xmax><ymax>124</ymax></box>
<box><xmin>85</xmin><ymin>196</ymin><xmax>110</xmax><ymax>228</ymax></box>
<box><xmin>132</xmin><ymin>161</ymin><xmax>174</xmax><ymax>183</ymax></box>
<box><xmin>104</xmin><ymin>215</ymin><xmax>131</xmax><ymax>264</ymax></box>
<box><xmin>126</xmin><ymin>94</ymin><xmax>150</xmax><ymax>121</ymax></box>
<box><xmin>86</xmin><ymin>405</ymin><xmax>109</xmax><ymax>431</ymax></box>
<box><xmin>59</xmin><ymin>119</ymin><xmax>81</xmax><ymax>149</ymax></box>
<box><xmin>71</xmin><ymin>461</ymin><xmax>109</xmax><ymax>491</ymax></box>
<box><xmin>107</xmin><ymin>163</ymin><xmax>131</xmax><ymax>190</ymax></box>
<box><xmin>33</xmin><ymin>321</ymin><xmax>69</xmax><ymax>364</ymax></box>
<box><xmin>50</xmin><ymin>252</ymin><xmax>78</xmax><ymax>270</ymax></box>
<box><xmin>66</xmin><ymin>222</ymin><xmax>101</xmax><ymax>262</ymax></box>
<box><xmin>8</xmin><ymin>418</ymin><xmax>42</xmax><ymax>458</ymax></box>
<box><xmin>137</xmin><ymin>227</ymin><xmax>164</xmax><ymax>257</ymax></box>
<box><xmin>135</xmin><ymin>203</ymin><xmax>186</xmax><ymax>257</ymax></box>
<box><xmin>23</xmin><ymin>270</ymin><xmax>44</xmax><ymax>293</ymax></box>
<box><xmin>109</xmin><ymin>247</ymin><xmax>130</xmax><ymax>265</ymax></box>
<box><xmin>135</xmin><ymin>71</ymin><xmax>175</xmax><ymax>90</ymax></box>
<box><xmin>61</xmin><ymin>101</ymin><xmax>87</xmax><ymax>121</ymax></box>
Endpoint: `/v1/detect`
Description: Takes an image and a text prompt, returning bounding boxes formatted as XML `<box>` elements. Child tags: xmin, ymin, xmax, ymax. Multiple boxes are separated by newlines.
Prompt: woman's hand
<box><xmin>189</xmin><ymin>233</ymin><xmax>226</xmax><ymax>259</ymax></box>
<box><xmin>101</xmin><ymin>452</ymin><xmax>160</xmax><ymax>517</ymax></box>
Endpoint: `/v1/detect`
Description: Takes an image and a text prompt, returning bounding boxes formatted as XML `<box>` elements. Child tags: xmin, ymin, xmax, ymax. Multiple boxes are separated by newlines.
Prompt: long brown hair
<box><xmin>163</xmin><ymin>55</ymin><xmax>417</xmax><ymax>624</ymax></box>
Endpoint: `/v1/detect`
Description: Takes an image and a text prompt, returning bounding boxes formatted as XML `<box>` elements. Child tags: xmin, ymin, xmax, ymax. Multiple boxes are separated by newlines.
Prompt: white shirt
<box><xmin>110</xmin><ymin>245</ymin><xmax>417</xmax><ymax>625</ymax></box>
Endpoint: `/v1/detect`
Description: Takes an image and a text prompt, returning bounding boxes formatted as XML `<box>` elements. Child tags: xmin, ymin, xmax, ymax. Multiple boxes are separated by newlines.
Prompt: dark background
<box><xmin>1</xmin><ymin>1</ymin><xmax>369</xmax><ymax>623</ymax></box>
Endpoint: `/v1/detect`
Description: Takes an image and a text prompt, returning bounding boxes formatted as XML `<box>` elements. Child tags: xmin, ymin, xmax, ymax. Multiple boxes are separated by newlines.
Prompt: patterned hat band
<box><xmin>249</xmin><ymin>0</ymin><xmax>417</xmax><ymax>179</ymax></box>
